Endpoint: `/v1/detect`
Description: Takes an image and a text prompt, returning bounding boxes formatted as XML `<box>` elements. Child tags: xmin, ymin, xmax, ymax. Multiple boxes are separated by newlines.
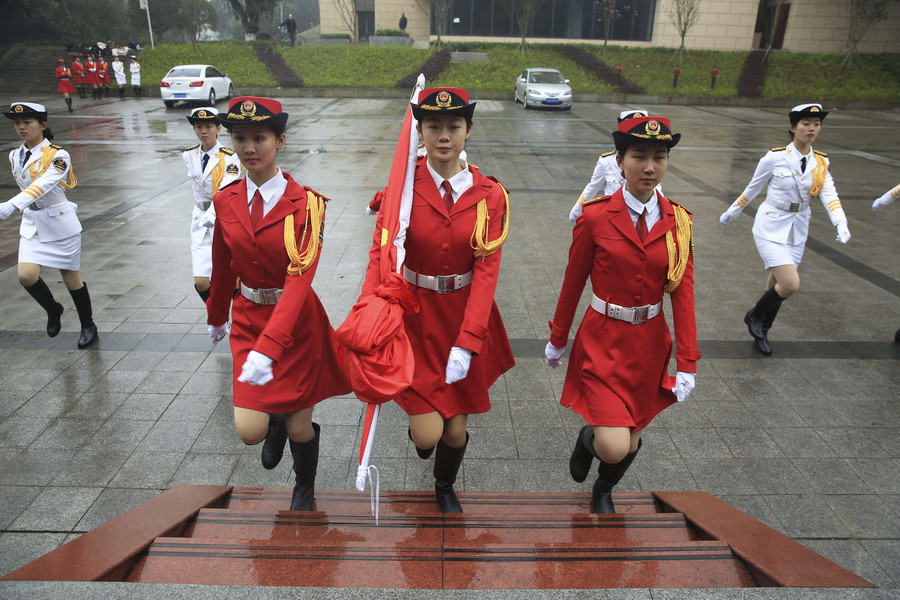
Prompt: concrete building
<box><xmin>317</xmin><ymin>0</ymin><xmax>899</xmax><ymax>53</ymax></box>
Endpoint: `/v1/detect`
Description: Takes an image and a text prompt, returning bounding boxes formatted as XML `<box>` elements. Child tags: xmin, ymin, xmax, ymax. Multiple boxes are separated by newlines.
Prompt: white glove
<box><xmin>672</xmin><ymin>372</ymin><xmax>695</xmax><ymax>402</ymax></box>
<box><xmin>544</xmin><ymin>341</ymin><xmax>566</xmax><ymax>368</ymax></box>
<box><xmin>444</xmin><ymin>346</ymin><xmax>472</xmax><ymax>384</ymax></box>
<box><xmin>197</xmin><ymin>211</ymin><xmax>215</xmax><ymax>228</ymax></box>
<box><xmin>366</xmin><ymin>206</ymin><xmax>377</xmax><ymax>216</ymax></box>
<box><xmin>719</xmin><ymin>204</ymin><xmax>742</xmax><ymax>227</ymax></box>
<box><xmin>238</xmin><ymin>350</ymin><xmax>274</xmax><ymax>386</ymax></box>
<box><xmin>872</xmin><ymin>191</ymin><xmax>894</xmax><ymax>211</ymax></box>
<box><xmin>0</xmin><ymin>201</ymin><xmax>16</xmax><ymax>219</ymax></box>
<box><xmin>835</xmin><ymin>221</ymin><xmax>851</xmax><ymax>244</ymax></box>
<box><xmin>208</xmin><ymin>322</ymin><xmax>229</xmax><ymax>345</ymax></box>
<box><xmin>568</xmin><ymin>201</ymin><xmax>583</xmax><ymax>224</ymax></box>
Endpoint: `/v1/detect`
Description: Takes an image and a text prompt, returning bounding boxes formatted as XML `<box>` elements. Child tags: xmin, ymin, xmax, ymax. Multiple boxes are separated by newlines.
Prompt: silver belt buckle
<box><xmin>198</xmin><ymin>200</ymin><xmax>211</xmax><ymax>211</ymax></box>
<box><xmin>28</xmin><ymin>200</ymin><xmax>44</xmax><ymax>210</ymax></box>
<box><xmin>436</xmin><ymin>275</ymin><xmax>456</xmax><ymax>294</ymax></box>
<box><xmin>788</xmin><ymin>202</ymin><xmax>800</xmax><ymax>213</ymax></box>
<box><xmin>258</xmin><ymin>288</ymin><xmax>279</xmax><ymax>304</ymax></box>
<box><xmin>632</xmin><ymin>306</ymin><xmax>649</xmax><ymax>324</ymax></box>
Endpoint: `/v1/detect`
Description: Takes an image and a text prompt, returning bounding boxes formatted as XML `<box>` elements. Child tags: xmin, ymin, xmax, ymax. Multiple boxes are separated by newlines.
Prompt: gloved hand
<box><xmin>0</xmin><ymin>201</ymin><xmax>16</xmax><ymax>220</ymax></box>
<box><xmin>544</xmin><ymin>341</ymin><xmax>566</xmax><ymax>368</ymax></box>
<box><xmin>719</xmin><ymin>204</ymin><xmax>742</xmax><ymax>227</ymax></box>
<box><xmin>835</xmin><ymin>221</ymin><xmax>851</xmax><ymax>244</ymax></box>
<box><xmin>872</xmin><ymin>191</ymin><xmax>894</xmax><ymax>212</ymax></box>
<box><xmin>238</xmin><ymin>350</ymin><xmax>274</xmax><ymax>386</ymax></box>
<box><xmin>672</xmin><ymin>372</ymin><xmax>695</xmax><ymax>402</ymax></box>
<box><xmin>366</xmin><ymin>206</ymin><xmax>377</xmax><ymax>216</ymax></box>
<box><xmin>208</xmin><ymin>322</ymin><xmax>229</xmax><ymax>345</ymax></box>
<box><xmin>568</xmin><ymin>201</ymin><xmax>583</xmax><ymax>224</ymax></box>
<box><xmin>197</xmin><ymin>211</ymin><xmax>215</xmax><ymax>228</ymax></box>
<box><xmin>444</xmin><ymin>346</ymin><xmax>472</xmax><ymax>384</ymax></box>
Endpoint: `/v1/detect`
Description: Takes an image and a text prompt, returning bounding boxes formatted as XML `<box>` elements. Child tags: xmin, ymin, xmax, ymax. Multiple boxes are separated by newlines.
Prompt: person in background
<box><xmin>71</xmin><ymin>55</ymin><xmax>86</xmax><ymax>99</ymax></box>
<box><xmin>96</xmin><ymin>55</ymin><xmax>110</xmax><ymax>98</ymax></box>
<box><xmin>85</xmin><ymin>55</ymin><xmax>100</xmax><ymax>99</ymax></box>
<box><xmin>872</xmin><ymin>183</ymin><xmax>899</xmax><ymax>343</ymax></box>
<box><xmin>55</xmin><ymin>58</ymin><xmax>75</xmax><ymax>113</ymax></box>
<box><xmin>280</xmin><ymin>13</ymin><xmax>297</xmax><ymax>46</ymax></box>
<box><xmin>129</xmin><ymin>57</ymin><xmax>142</xmax><ymax>97</ymax></box>
<box><xmin>0</xmin><ymin>102</ymin><xmax>98</xmax><ymax>349</ymax></box>
<box><xmin>111</xmin><ymin>56</ymin><xmax>127</xmax><ymax>99</ymax></box>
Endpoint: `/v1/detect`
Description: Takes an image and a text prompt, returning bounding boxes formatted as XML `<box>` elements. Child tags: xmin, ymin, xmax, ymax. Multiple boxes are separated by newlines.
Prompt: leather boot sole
<box><xmin>435</xmin><ymin>481</ymin><xmax>463</xmax><ymax>513</ymax></box>
<box><xmin>77</xmin><ymin>322</ymin><xmax>98</xmax><ymax>348</ymax></box>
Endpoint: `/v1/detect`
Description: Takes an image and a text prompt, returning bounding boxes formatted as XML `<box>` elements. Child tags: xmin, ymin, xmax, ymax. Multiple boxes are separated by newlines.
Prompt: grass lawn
<box><xmin>763</xmin><ymin>52</ymin><xmax>900</xmax><ymax>101</ymax></box>
<box><xmin>139</xmin><ymin>41</ymin><xmax>277</xmax><ymax>88</ymax></box>
<box><xmin>280</xmin><ymin>45</ymin><xmax>430</xmax><ymax>87</ymax></box>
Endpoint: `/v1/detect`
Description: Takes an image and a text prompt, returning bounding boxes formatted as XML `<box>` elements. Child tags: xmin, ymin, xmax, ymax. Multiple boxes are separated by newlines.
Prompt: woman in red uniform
<box><xmin>96</xmin><ymin>57</ymin><xmax>110</xmax><ymax>98</ymax></box>
<box><xmin>206</xmin><ymin>97</ymin><xmax>350</xmax><ymax>511</ymax></box>
<box><xmin>71</xmin><ymin>55</ymin><xmax>86</xmax><ymax>99</ymax></box>
<box><xmin>55</xmin><ymin>59</ymin><xmax>75</xmax><ymax>113</ymax></box>
<box><xmin>545</xmin><ymin>116</ymin><xmax>699</xmax><ymax>513</ymax></box>
<box><xmin>361</xmin><ymin>87</ymin><xmax>514</xmax><ymax>513</ymax></box>
<box><xmin>85</xmin><ymin>56</ymin><xmax>100</xmax><ymax>99</ymax></box>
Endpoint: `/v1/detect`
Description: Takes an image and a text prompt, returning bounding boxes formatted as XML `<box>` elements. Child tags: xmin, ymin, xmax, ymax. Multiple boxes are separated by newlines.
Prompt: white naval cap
<box><xmin>5</xmin><ymin>102</ymin><xmax>47</xmax><ymax>120</ymax></box>
<box><xmin>789</xmin><ymin>103</ymin><xmax>828</xmax><ymax>122</ymax></box>
<box><xmin>186</xmin><ymin>106</ymin><xmax>220</xmax><ymax>124</ymax></box>
<box><xmin>618</xmin><ymin>109</ymin><xmax>648</xmax><ymax>122</ymax></box>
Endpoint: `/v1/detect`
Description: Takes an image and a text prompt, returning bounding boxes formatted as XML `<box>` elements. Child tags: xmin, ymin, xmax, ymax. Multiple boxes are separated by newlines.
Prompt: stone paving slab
<box><xmin>0</xmin><ymin>93</ymin><xmax>897</xmax><ymax>595</ymax></box>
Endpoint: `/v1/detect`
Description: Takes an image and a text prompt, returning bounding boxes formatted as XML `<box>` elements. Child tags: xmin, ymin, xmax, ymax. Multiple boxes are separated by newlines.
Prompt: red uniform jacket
<box><xmin>362</xmin><ymin>157</ymin><xmax>514</xmax><ymax>417</ymax></box>
<box><xmin>97</xmin><ymin>61</ymin><xmax>109</xmax><ymax>83</ymax></box>
<box><xmin>208</xmin><ymin>174</ymin><xmax>350</xmax><ymax>413</ymax></box>
<box><xmin>549</xmin><ymin>189</ymin><xmax>699</xmax><ymax>429</ymax></box>
<box><xmin>71</xmin><ymin>61</ymin><xmax>86</xmax><ymax>84</ymax></box>
<box><xmin>85</xmin><ymin>59</ymin><xmax>99</xmax><ymax>85</ymax></box>
<box><xmin>56</xmin><ymin>66</ymin><xmax>75</xmax><ymax>94</ymax></box>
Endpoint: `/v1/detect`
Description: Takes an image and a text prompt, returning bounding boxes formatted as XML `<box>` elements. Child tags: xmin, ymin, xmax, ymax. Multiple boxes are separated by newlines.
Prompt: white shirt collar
<box><xmin>622</xmin><ymin>186</ymin><xmax>661</xmax><ymax>230</ymax></box>
<box><xmin>19</xmin><ymin>138</ymin><xmax>48</xmax><ymax>163</ymax></box>
<box><xmin>787</xmin><ymin>141</ymin><xmax>813</xmax><ymax>159</ymax></box>
<box><xmin>246</xmin><ymin>169</ymin><xmax>287</xmax><ymax>216</ymax></box>
<box><xmin>201</xmin><ymin>142</ymin><xmax>221</xmax><ymax>157</ymax></box>
<box><xmin>425</xmin><ymin>157</ymin><xmax>473</xmax><ymax>203</ymax></box>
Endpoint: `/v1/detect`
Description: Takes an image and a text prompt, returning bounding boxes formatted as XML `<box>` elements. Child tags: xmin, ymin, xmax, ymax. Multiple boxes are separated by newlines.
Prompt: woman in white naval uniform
<box><xmin>719</xmin><ymin>103</ymin><xmax>851</xmax><ymax>355</ymax></box>
<box><xmin>0</xmin><ymin>102</ymin><xmax>97</xmax><ymax>348</ymax></box>
<box><xmin>183</xmin><ymin>106</ymin><xmax>241</xmax><ymax>301</ymax></box>
<box><xmin>568</xmin><ymin>110</ymin><xmax>660</xmax><ymax>223</ymax></box>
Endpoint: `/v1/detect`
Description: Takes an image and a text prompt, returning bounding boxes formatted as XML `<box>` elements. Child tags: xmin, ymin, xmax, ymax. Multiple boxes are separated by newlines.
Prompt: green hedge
<box><xmin>280</xmin><ymin>46</ymin><xmax>430</xmax><ymax>87</ymax></box>
<box><xmin>763</xmin><ymin>52</ymin><xmax>900</xmax><ymax>101</ymax></box>
<box><xmin>139</xmin><ymin>41</ymin><xmax>277</xmax><ymax>88</ymax></box>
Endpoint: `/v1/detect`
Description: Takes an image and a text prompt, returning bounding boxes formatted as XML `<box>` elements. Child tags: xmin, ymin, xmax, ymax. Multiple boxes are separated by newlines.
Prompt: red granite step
<box><xmin>125</xmin><ymin>537</ymin><xmax>751</xmax><ymax>588</ymax></box>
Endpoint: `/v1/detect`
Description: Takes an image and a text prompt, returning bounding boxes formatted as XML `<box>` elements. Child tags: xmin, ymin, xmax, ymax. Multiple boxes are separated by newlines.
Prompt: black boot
<box><xmin>22</xmin><ymin>278</ymin><xmax>64</xmax><ymax>337</ymax></box>
<box><xmin>592</xmin><ymin>439</ymin><xmax>641</xmax><ymax>514</ymax></box>
<box><xmin>104</xmin><ymin>87</ymin><xmax>109</xmax><ymax>98</ymax></box>
<box><xmin>744</xmin><ymin>287</ymin><xmax>783</xmax><ymax>356</ymax></box>
<box><xmin>68</xmin><ymin>283</ymin><xmax>98</xmax><ymax>348</ymax></box>
<box><xmin>408</xmin><ymin>427</ymin><xmax>435</xmax><ymax>459</ymax></box>
<box><xmin>65</xmin><ymin>97</ymin><xmax>73</xmax><ymax>112</ymax></box>
<box><xmin>569</xmin><ymin>425</ymin><xmax>596</xmax><ymax>483</ymax></box>
<box><xmin>118</xmin><ymin>87</ymin><xmax>124</xmax><ymax>99</ymax></box>
<box><xmin>288</xmin><ymin>423</ymin><xmax>319</xmax><ymax>511</ymax></box>
<box><xmin>434</xmin><ymin>433</ymin><xmax>468</xmax><ymax>513</ymax></box>
<box><xmin>195</xmin><ymin>284</ymin><xmax>210</xmax><ymax>303</ymax></box>
<box><xmin>261</xmin><ymin>413</ymin><xmax>288</xmax><ymax>469</ymax></box>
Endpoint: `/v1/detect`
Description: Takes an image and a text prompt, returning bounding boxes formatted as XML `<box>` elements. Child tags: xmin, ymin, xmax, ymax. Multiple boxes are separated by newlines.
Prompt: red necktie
<box><xmin>636</xmin><ymin>210</ymin><xmax>648</xmax><ymax>242</ymax></box>
<box><xmin>441</xmin><ymin>180</ymin><xmax>453</xmax><ymax>212</ymax></box>
<box><xmin>250</xmin><ymin>190</ymin><xmax>263</xmax><ymax>228</ymax></box>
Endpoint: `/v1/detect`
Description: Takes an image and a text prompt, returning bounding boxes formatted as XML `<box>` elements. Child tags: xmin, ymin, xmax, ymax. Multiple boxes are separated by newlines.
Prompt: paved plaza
<box><xmin>0</xmin><ymin>93</ymin><xmax>898</xmax><ymax>598</ymax></box>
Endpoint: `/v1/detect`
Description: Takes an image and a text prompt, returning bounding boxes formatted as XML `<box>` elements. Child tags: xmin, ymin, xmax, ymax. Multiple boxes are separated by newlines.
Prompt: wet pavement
<box><xmin>0</xmin><ymin>93</ymin><xmax>898</xmax><ymax>598</ymax></box>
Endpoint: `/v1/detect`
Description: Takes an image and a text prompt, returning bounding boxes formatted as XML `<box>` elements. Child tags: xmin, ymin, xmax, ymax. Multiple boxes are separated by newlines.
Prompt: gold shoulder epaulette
<box><xmin>770</xmin><ymin>146</ymin><xmax>786</xmax><ymax>152</ymax></box>
<box><xmin>49</xmin><ymin>144</ymin><xmax>64</xmax><ymax>150</ymax></box>
<box><xmin>303</xmin><ymin>185</ymin><xmax>330</xmax><ymax>202</ymax></box>
<box><xmin>185</xmin><ymin>144</ymin><xmax>199</xmax><ymax>151</ymax></box>
<box><xmin>668</xmin><ymin>199</ymin><xmax>693</xmax><ymax>215</ymax></box>
<box><xmin>600</xmin><ymin>150</ymin><xmax>616</xmax><ymax>157</ymax></box>
<box><xmin>814</xmin><ymin>150</ymin><xmax>828</xmax><ymax>157</ymax></box>
<box><xmin>582</xmin><ymin>194</ymin><xmax>611</xmax><ymax>207</ymax></box>
<box><xmin>220</xmin><ymin>147</ymin><xmax>235</xmax><ymax>155</ymax></box>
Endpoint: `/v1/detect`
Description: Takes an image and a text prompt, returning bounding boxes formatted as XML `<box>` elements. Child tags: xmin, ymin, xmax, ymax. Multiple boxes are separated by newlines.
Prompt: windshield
<box><xmin>529</xmin><ymin>71</ymin><xmax>565</xmax><ymax>84</ymax></box>
<box><xmin>166</xmin><ymin>67</ymin><xmax>202</xmax><ymax>78</ymax></box>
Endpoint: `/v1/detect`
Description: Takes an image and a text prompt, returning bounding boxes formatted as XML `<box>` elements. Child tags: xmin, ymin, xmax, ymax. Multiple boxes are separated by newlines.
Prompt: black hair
<box><xmin>419</xmin><ymin>113</ymin><xmax>473</xmax><ymax>129</ymax></box>
<box><xmin>43</xmin><ymin>125</ymin><xmax>54</xmax><ymax>141</ymax></box>
<box><xmin>616</xmin><ymin>140</ymin><xmax>670</xmax><ymax>159</ymax></box>
<box><xmin>227</xmin><ymin>120</ymin><xmax>285</xmax><ymax>138</ymax></box>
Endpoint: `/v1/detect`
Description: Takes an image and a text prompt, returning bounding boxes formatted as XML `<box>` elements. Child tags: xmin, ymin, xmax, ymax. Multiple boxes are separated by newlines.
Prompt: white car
<box><xmin>514</xmin><ymin>68</ymin><xmax>573</xmax><ymax>110</ymax></box>
<box><xmin>160</xmin><ymin>64</ymin><xmax>234</xmax><ymax>108</ymax></box>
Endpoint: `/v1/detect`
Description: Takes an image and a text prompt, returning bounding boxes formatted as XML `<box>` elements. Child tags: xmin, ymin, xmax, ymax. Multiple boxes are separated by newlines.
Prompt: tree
<box><xmin>226</xmin><ymin>0</ymin><xmax>278</xmax><ymax>39</ymax></box>
<box><xmin>595</xmin><ymin>0</ymin><xmax>637</xmax><ymax>58</ymax></box>
<box><xmin>668</xmin><ymin>0</ymin><xmax>700</xmax><ymax>64</ymax></box>
<box><xmin>510</xmin><ymin>0</ymin><xmax>543</xmax><ymax>52</ymax></box>
<box><xmin>332</xmin><ymin>0</ymin><xmax>358</xmax><ymax>42</ymax></box>
<box><xmin>181</xmin><ymin>0</ymin><xmax>219</xmax><ymax>42</ymax></box>
<box><xmin>416</xmin><ymin>0</ymin><xmax>451</xmax><ymax>51</ymax></box>
<box><xmin>842</xmin><ymin>0</ymin><xmax>898</xmax><ymax>68</ymax></box>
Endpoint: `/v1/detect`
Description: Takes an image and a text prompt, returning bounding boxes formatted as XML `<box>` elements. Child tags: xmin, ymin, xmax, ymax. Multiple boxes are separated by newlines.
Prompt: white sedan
<box><xmin>160</xmin><ymin>64</ymin><xmax>234</xmax><ymax>108</ymax></box>
<box><xmin>514</xmin><ymin>68</ymin><xmax>573</xmax><ymax>110</ymax></box>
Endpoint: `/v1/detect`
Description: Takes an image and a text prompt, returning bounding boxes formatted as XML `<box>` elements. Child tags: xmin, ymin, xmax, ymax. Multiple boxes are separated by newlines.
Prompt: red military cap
<box><xmin>219</xmin><ymin>96</ymin><xmax>288</xmax><ymax>131</ymax></box>
<box><xmin>411</xmin><ymin>87</ymin><xmax>476</xmax><ymax>121</ymax></box>
<box><xmin>612</xmin><ymin>115</ymin><xmax>681</xmax><ymax>152</ymax></box>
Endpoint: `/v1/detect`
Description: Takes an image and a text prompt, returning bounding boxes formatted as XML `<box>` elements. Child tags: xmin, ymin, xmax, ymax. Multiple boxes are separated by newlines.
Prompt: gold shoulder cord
<box><xmin>30</xmin><ymin>146</ymin><xmax>77</xmax><ymax>190</ymax></box>
<box><xmin>471</xmin><ymin>185</ymin><xmax>510</xmax><ymax>259</ymax></box>
<box><xmin>284</xmin><ymin>190</ymin><xmax>324</xmax><ymax>275</ymax></box>
<box><xmin>664</xmin><ymin>204</ymin><xmax>693</xmax><ymax>293</ymax></box>
<box><xmin>210</xmin><ymin>152</ymin><xmax>226</xmax><ymax>194</ymax></box>
<box><xmin>809</xmin><ymin>154</ymin><xmax>828</xmax><ymax>197</ymax></box>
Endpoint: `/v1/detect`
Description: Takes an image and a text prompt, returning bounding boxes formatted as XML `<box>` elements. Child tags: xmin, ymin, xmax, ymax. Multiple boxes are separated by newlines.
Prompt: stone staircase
<box><xmin>0</xmin><ymin>44</ymin><xmax>71</xmax><ymax>94</ymax></box>
<box><xmin>1</xmin><ymin>485</ymin><xmax>875</xmax><ymax>590</ymax></box>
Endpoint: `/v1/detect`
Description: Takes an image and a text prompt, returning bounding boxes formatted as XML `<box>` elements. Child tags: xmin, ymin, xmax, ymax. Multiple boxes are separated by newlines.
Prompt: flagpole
<box><xmin>140</xmin><ymin>0</ymin><xmax>155</xmax><ymax>48</ymax></box>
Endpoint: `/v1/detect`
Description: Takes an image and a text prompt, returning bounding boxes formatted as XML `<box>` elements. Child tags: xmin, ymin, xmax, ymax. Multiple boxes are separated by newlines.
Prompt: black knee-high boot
<box><xmin>288</xmin><ymin>423</ymin><xmax>319</xmax><ymax>511</ymax></box>
<box><xmin>744</xmin><ymin>287</ymin><xmax>784</xmax><ymax>356</ymax></box>
<box><xmin>68</xmin><ymin>283</ymin><xmax>98</xmax><ymax>348</ymax></box>
<box><xmin>65</xmin><ymin>97</ymin><xmax>73</xmax><ymax>112</ymax></box>
<box><xmin>592</xmin><ymin>439</ymin><xmax>641</xmax><ymax>514</ymax></box>
<box><xmin>22</xmin><ymin>278</ymin><xmax>64</xmax><ymax>337</ymax></box>
<box><xmin>261</xmin><ymin>413</ymin><xmax>288</xmax><ymax>470</ymax></box>
<box><xmin>118</xmin><ymin>87</ymin><xmax>124</xmax><ymax>99</ymax></box>
<box><xmin>434</xmin><ymin>433</ymin><xmax>468</xmax><ymax>513</ymax></box>
<box><xmin>104</xmin><ymin>86</ymin><xmax>109</xmax><ymax>98</ymax></box>
<box><xmin>569</xmin><ymin>425</ymin><xmax>596</xmax><ymax>483</ymax></box>
<box><xmin>408</xmin><ymin>427</ymin><xmax>435</xmax><ymax>459</ymax></box>
<box><xmin>195</xmin><ymin>284</ymin><xmax>210</xmax><ymax>303</ymax></box>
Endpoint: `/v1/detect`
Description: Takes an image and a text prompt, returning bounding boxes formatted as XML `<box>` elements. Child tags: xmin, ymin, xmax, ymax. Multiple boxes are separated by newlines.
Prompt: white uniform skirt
<box><xmin>114</xmin><ymin>71</ymin><xmax>127</xmax><ymax>85</ymax></box>
<box><xmin>19</xmin><ymin>232</ymin><xmax>81</xmax><ymax>270</ymax></box>
<box><xmin>190</xmin><ymin>212</ymin><xmax>213</xmax><ymax>278</ymax></box>
<box><xmin>753</xmin><ymin>234</ymin><xmax>804</xmax><ymax>269</ymax></box>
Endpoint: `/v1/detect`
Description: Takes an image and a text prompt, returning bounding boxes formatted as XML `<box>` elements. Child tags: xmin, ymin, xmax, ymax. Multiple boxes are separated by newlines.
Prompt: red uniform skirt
<box><xmin>86</xmin><ymin>70</ymin><xmax>100</xmax><ymax>85</ymax></box>
<box><xmin>58</xmin><ymin>79</ymin><xmax>76</xmax><ymax>93</ymax></box>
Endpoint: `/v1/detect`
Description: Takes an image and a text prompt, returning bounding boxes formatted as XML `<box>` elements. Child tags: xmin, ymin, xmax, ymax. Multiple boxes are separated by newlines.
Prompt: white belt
<box><xmin>240</xmin><ymin>283</ymin><xmax>283</xmax><ymax>305</ymax></box>
<box><xmin>195</xmin><ymin>200</ymin><xmax>212</xmax><ymax>211</ymax></box>
<box><xmin>403</xmin><ymin>265</ymin><xmax>472</xmax><ymax>294</ymax></box>
<box><xmin>765</xmin><ymin>198</ymin><xmax>809</xmax><ymax>213</ymax></box>
<box><xmin>591</xmin><ymin>293</ymin><xmax>661</xmax><ymax>325</ymax></box>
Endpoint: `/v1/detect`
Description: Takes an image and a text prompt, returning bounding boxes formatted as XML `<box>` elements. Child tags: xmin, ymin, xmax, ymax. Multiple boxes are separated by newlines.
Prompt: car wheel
<box><xmin>164</xmin><ymin>100</ymin><xmax>175</xmax><ymax>108</ymax></box>
<box><xmin>227</xmin><ymin>84</ymin><xmax>234</xmax><ymax>100</ymax></box>
<box><xmin>522</xmin><ymin>96</ymin><xmax>528</xmax><ymax>110</ymax></box>
<box><xmin>208</xmin><ymin>88</ymin><xmax>216</xmax><ymax>105</ymax></box>
<box><xmin>513</xmin><ymin>90</ymin><xmax>518</xmax><ymax>104</ymax></box>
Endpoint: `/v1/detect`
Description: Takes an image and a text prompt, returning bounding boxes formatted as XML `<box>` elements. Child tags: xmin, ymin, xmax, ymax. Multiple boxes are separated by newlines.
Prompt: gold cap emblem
<box><xmin>436</xmin><ymin>91</ymin><xmax>452</xmax><ymax>108</ymax></box>
<box><xmin>241</xmin><ymin>100</ymin><xmax>256</xmax><ymax>116</ymax></box>
<box><xmin>646</xmin><ymin>120</ymin><xmax>660</xmax><ymax>135</ymax></box>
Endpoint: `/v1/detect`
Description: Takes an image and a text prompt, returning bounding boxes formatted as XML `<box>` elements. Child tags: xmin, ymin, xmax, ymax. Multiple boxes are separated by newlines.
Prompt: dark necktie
<box><xmin>21</xmin><ymin>149</ymin><xmax>31</xmax><ymax>167</ymax></box>
<box><xmin>800</xmin><ymin>156</ymin><xmax>807</xmax><ymax>173</ymax></box>
<box><xmin>250</xmin><ymin>190</ymin><xmax>263</xmax><ymax>228</ymax></box>
<box><xmin>441</xmin><ymin>180</ymin><xmax>453</xmax><ymax>212</ymax></box>
<box><xmin>201</xmin><ymin>152</ymin><xmax>209</xmax><ymax>172</ymax></box>
<box><xmin>636</xmin><ymin>210</ymin><xmax>648</xmax><ymax>242</ymax></box>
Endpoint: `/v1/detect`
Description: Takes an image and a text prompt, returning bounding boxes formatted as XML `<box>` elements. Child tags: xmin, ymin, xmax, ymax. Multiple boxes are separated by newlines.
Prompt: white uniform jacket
<box><xmin>731</xmin><ymin>142</ymin><xmax>845</xmax><ymax>245</ymax></box>
<box><xmin>182</xmin><ymin>142</ymin><xmax>242</xmax><ymax>223</ymax></box>
<box><xmin>7</xmin><ymin>139</ymin><xmax>82</xmax><ymax>242</ymax></box>
<box><xmin>129</xmin><ymin>62</ymin><xmax>141</xmax><ymax>86</ymax></box>
<box><xmin>112</xmin><ymin>61</ymin><xmax>126</xmax><ymax>85</ymax></box>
